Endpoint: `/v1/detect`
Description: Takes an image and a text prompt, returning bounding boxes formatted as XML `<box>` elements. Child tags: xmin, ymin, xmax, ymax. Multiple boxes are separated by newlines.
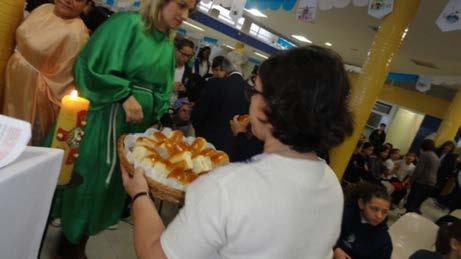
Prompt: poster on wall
<box><xmin>436</xmin><ymin>0</ymin><xmax>461</xmax><ymax>32</ymax></box>
<box><xmin>368</xmin><ymin>0</ymin><xmax>393</xmax><ymax>19</ymax></box>
<box><xmin>230</xmin><ymin>0</ymin><xmax>247</xmax><ymax>22</ymax></box>
<box><xmin>296</xmin><ymin>0</ymin><xmax>318</xmax><ymax>23</ymax></box>
<box><xmin>416</xmin><ymin>75</ymin><xmax>432</xmax><ymax>93</ymax></box>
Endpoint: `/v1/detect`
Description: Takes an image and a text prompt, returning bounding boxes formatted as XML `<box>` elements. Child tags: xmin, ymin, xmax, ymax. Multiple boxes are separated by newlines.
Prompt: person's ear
<box><xmin>358</xmin><ymin>198</ymin><xmax>365</xmax><ymax>210</ymax></box>
<box><xmin>450</xmin><ymin>238</ymin><xmax>461</xmax><ymax>252</ymax></box>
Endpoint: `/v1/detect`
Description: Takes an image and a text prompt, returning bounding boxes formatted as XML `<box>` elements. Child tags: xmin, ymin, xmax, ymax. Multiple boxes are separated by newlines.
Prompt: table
<box><xmin>0</xmin><ymin>146</ymin><xmax>63</xmax><ymax>259</ymax></box>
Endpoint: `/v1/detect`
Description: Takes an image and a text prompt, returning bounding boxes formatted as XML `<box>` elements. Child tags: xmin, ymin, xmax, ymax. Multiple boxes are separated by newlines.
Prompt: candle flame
<box><xmin>70</xmin><ymin>90</ymin><xmax>78</xmax><ymax>98</ymax></box>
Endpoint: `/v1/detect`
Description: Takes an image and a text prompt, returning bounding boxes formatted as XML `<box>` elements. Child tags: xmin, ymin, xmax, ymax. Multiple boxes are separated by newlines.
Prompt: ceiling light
<box><xmin>183</xmin><ymin>21</ymin><xmax>205</xmax><ymax>31</ymax></box>
<box><xmin>244</xmin><ymin>8</ymin><xmax>267</xmax><ymax>18</ymax></box>
<box><xmin>325</xmin><ymin>42</ymin><xmax>332</xmax><ymax>47</ymax></box>
<box><xmin>291</xmin><ymin>35</ymin><xmax>312</xmax><ymax>43</ymax></box>
<box><xmin>225</xmin><ymin>44</ymin><xmax>235</xmax><ymax>50</ymax></box>
<box><xmin>254</xmin><ymin>52</ymin><xmax>269</xmax><ymax>59</ymax></box>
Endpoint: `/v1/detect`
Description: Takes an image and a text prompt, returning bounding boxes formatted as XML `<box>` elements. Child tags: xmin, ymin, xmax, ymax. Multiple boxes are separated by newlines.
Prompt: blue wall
<box><xmin>409</xmin><ymin>116</ymin><xmax>461</xmax><ymax>151</ymax></box>
<box><xmin>189</xmin><ymin>11</ymin><xmax>279</xmax><ymax>55</ymax></box>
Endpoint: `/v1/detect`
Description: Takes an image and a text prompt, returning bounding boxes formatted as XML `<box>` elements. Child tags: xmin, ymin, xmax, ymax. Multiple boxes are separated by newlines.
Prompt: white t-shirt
<box><xmin>199</xmin><ymin>61</ymin><xmax>209</xmax><ymax>77</ymax></box>
<box><xmin>161</xmin><ymin>153</ymin><xmax>343</xmax><ymax>259</ymax></box>
<box><xmin>174</xmin><ymin>66</ymin><xmax>185</xmax><ymax>83</ymax></box>
<box><xmin>171</xmin><ymin>66</ymin><xmax>185</xmax><ymax>105</ymax></box>
<box><xmin>394</xmin><ymin>160</ymin><xmax>416</xmax><ymax>181</ymax></box>
<box><xmin>384</xmin><ymin>159</ymin><xmax>395</xmax><ymax>171</ymax></box>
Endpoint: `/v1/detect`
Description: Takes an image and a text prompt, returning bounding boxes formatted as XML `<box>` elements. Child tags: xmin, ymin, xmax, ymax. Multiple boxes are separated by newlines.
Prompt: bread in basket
<box><xmin>118</xmin><ymin>128</ymin><xmax>229</xmax><ymax>203</ymax></box>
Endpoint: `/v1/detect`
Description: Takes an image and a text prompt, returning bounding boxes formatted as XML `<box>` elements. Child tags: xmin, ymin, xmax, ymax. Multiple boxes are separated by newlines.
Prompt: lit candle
<box><xmin>51</xmin><ymin>90</ymin><xmax>90</xmax><ymax>185</ymax></box>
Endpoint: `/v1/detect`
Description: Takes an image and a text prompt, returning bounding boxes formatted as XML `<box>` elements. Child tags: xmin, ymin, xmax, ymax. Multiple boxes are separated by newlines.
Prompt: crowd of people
<box><xmin>349</xmin><ymin>131</ymin><xmax>461</xmax><ymax>215</ymax></box>
<box><xmin>2</xmin><ymin>0</ymin><xmax>461</xmax><ymax>258</ymax></box>
<box><xmin>344</xmin><ymin>129</ymin><xmax>461</xmax><ymax>215</ymax></box>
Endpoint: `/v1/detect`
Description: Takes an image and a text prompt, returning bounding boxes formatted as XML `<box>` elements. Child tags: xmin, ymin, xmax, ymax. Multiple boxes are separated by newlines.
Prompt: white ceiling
<box><xmin>188</xmin><ymin>1</ymin><xmax>461</xmax><ymax>86</ymax></box>
<box><xmin>249</xmin><ymin>1</ymin><xmax>461</xmax><ymax>77</ymax></box>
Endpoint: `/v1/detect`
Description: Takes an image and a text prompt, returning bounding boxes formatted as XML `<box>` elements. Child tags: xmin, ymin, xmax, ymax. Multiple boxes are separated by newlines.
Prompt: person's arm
<box><xmin>74</xmin><ymin>13</ymin><xmax>138</xmax><ymax>108</ymax></box>
<box><xmin>191</xmin><ymin>80</ymin><xmax>216</xmax><ymax>131</ymax></box>
<box><xmin>381</xmin><ymin>132</ymin><xmax>386</xmax><ymax>145</ymax></box>
<box><xmin>122</xmin><ymin>167</ymin><xmax>167</xmax><ymax>259</ymax></box>
<box><xmin>369</xmin><ymin>130</ymin><xmax>377</xmax><ymax>143</ymax></box>
<box><xmin>123</xmin><ymin>165</ymin><xmax>230</xmax><ymax>259</ymax></box>
<box><xmin>410</xmin><ymin>153</ymin><xmax>427</xmax><ymax>184</ymax></box>
<box><xmin>373</xmin><ymin>233</ymin><xmax>393</xmax><ymax>259</ymax></box>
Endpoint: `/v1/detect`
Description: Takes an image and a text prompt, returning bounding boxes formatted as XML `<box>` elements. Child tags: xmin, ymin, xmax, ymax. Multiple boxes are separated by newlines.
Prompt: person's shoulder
<box><xmin>35</xmin><ymin>3</ymin><xmax>54</xmax><ymax>12</ymax></box>
<box><xmin>68</xmin><ymin>17</ymin><xmax>90</xmax><ymax>36</ymax></box>
<box><xmin>427</xmin><ymin>151</ymin><xmax>440</xmax><ymax>161</ymax></box>
<box><xmin>203</xmin><ymin>77</ymin><xmax>224</xmax><ymax>90</ymax></box>
<box><xmin>185</xmin><ymin>162</ymin><xmax>249</xmax><ymax>197</ymax></box>
<box><xmin>106</xmin><ymin>11</ymin><xmax>140</xmax><ymax>27</ymax></box>
<box><xmin>228</xmin><ymin>72</ymin><xmax>245</xmax><ymax>82</ymax></box>
<box><xmin>198</xmin><ymin>154</ymin><xmax>274</xmax><ymax>185</ymax></box>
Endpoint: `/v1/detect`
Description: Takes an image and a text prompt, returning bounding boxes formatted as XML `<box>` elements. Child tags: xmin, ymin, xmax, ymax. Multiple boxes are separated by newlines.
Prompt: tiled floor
<box><xmin>40</xmin><ymin>197</ymin><xmax>452</xmax><ymax>259</ymax></box>
<box><xmin>40</xmin><ymin>199</ymin><xmax>180</xmax><ymax>259</ymax></box>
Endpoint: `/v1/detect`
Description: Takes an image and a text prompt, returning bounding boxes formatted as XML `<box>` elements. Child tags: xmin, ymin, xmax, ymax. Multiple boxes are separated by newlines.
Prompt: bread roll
<box><xmin>176</xmin><ymin>141</ymin><xmax>190</xmax><ymax>152</ymax></box>
<box><xmin>211</xmin><ymin>151</ymin><xmax>230</xmax><ymax>168</ymax></box>
<box><xmin>191</xmin><ymin>137</ymin><xmax>207</xmax><ymax>154</ymax></box>
<box><xmin>169</xmin><ymin>130</ymin><xmax>184</xmax><ymax>144</ymax></box>
<box><xmin>168</xmin><ymin>151</ymin><xmax>193</xmax><ymax>170</ymax></box>
<box><xmin>153</xmin><ymin>161</ymin><xmax>171</xmax><ymax>178</ymax></box>
<box><xmin>132</xmin><ymin>146</ymin><xmax>153</xmax><ymax>160</ymax></box>
<box><xmin>183</xmin><ymin>171</ymin><xmax>199</xmax><ymax>184</ymax></box>
<box><xmin>136</xmin><ymin>136</ymin><xmax>159</xmax><ymax>149</ymax></box>
<box><xmin>167</xmin><ymin>168</ymin><xmax>184</xmax><ymax>182</ymax></box>
<box><xmin>198</xmin><ymin>148</ymin><xmax>216</xmax><ymax>157</ymax></box>
<box><xmin>140</xmin><ymin>157</ymin><xmax>154</xmax><ymax>167</ymax></box>
<box><xmin>152</xmin><ymin>131</ymin><xmax>167</xmax><ymax>143</ymax></box>
<box><xmin>192</xmin><ymin>155</ymin><xmax>213</xmax><ymax>174</ymax></box>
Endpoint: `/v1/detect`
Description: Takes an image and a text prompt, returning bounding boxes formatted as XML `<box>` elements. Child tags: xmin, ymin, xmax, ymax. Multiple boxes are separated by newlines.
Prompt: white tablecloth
<box><xmin>0</xmin><ymin>146</ymin><xmax>63</xmax><ymax>259</ymax></box>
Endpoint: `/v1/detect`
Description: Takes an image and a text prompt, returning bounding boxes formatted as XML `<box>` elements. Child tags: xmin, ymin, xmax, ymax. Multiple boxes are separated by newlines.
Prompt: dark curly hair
<box><xmin>344</xmin><ymin>182</ymin><xmax>391</xmax><ymax>206</ymax></box>
<box><xmin>258</xmin><ymin>46</ymin><xmax>353</xmax><ymax>152</ymax></box>
<box><xmin>421</xmin><ymin>139</ymin><xmax>436</xmax><ymax>152</ymax></box>
<box><xmin>436</xmin><ymin>220</ymin><xmax>461</xmax><ymax>255</ymax></box>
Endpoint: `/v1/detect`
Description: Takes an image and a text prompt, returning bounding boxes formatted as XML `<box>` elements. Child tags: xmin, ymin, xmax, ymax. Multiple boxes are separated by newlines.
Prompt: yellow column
<box><xmin>433</xmin><ymin>90</ymin><xmax>461</xmax><ymax>146</ymax></box>
<box><xmin>0</xmin><ymin>0</ymin><xmax>25</xmax><ymax>112</ymax></box>
<box><xmin>330</xmin><ymin>0</ymin><xmax>421</xmax><ymax>178</ymax></box>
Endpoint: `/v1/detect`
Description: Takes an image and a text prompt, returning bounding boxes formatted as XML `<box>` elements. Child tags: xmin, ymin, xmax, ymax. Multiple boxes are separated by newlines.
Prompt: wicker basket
<box><xmin>117</xmin><ymin>135</ymin><xmax>185</xmax><ymax>204</ymax></box>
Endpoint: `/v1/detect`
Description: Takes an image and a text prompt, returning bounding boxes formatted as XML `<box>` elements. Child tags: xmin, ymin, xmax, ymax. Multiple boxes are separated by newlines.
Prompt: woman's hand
<box><xmin>121</xmin><ymin>166</ymin><xmax>149</xmax><ymax>198</ymax></box>
<box><xmin>123</xmin><ymin>95</ymin><xmax>144</xmax><ymax>123</ymax></box>
<box><xmin>333</xmin><ymin>248</ymin><xmax>352</xmax><ymax>259</ymax></box>
<box><xmin>230</xmin><ymin>115</ymin><xmax>249</xmax><ymax>136</ymax></box>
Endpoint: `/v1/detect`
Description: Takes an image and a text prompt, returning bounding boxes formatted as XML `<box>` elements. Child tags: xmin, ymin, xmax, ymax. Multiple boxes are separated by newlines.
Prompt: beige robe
<box><xmin>3</xmin><ymin>4</ymin><xmax>88</xmax><ymax>145</ymax></box>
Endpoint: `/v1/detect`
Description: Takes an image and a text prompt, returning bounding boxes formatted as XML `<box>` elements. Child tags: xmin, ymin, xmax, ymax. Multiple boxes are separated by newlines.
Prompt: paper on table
<box><xmin>0</xmin><ymin>115</ymin><xmax>32</xmax><ymax>168</ymax></box>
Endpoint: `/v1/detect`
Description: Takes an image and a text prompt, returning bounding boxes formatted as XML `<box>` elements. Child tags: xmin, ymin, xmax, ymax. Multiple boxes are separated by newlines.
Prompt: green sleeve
<box><xmin>74</xmin><ymin>13</ymin><xmax>137</xmax><ymax>108</ymax></box>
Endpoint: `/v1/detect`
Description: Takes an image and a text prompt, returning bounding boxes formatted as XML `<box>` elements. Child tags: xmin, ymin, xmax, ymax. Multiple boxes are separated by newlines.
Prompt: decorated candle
<box><xmin>51</xmin><ymin>90</ymin><xmax>90</xmax><ymax>185</ymax></box>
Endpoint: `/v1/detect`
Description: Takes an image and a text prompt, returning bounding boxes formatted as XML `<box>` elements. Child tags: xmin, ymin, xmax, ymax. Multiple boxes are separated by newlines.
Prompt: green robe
<box><xmin>56</xmin><ymin>12</ymin><xmax>174</xmax><ymax>243</ymax></box>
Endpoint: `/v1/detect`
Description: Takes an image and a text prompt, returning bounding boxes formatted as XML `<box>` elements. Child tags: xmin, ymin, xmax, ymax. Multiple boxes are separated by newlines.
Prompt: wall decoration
<box><xmin>230</xmin><ymin>0</ymin><xmax>247</xmax><ymax>22</ymax></box>
<box><xmin>368</xmin><ymin>0</ymin><xmax>393</xmax><ymax>19</ymax></box>
<box><xmin>416</xmin><ymin>75</ymin><xmax>432</xmax><ymax>93</ymax></box>
<box><xmin>296</xmin><ymin>0</ymin><xmax>318</xmax><ymax>23</ymax></box>
<box><xmin>436</xmin><ymin>0</ymin><xmax>461</xmax><ymax>32</ymax></box>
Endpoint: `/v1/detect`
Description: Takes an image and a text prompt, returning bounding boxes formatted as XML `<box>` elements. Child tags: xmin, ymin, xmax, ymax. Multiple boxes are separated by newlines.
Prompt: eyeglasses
<box><xmin>178</xmin><ymin>49</ymin><xmax>194</xmax><ymax>60</ymax></box>
<box><xmin>244</xmin><ymin>85</ymin><xmax>263</xmax><ymax>101</ymax></box>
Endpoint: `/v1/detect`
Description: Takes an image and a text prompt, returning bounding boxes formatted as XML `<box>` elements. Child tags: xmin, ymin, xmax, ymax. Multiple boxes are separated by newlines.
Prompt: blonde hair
<box><xmin>140</xmin><ymin>0</ymin><xmax>174</xmax><ymax>38</ymax></box>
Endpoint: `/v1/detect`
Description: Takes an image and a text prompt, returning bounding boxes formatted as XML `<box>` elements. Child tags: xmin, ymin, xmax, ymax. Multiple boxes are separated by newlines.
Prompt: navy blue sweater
<box><xmin>409</xmin><ymin>250</ymin><xmax>443</xmax><ymax>259</ymax></box>
<box><xmin>335</xmin><ymin>204</ymin><xmax>393</xmax><ymax>259</ymax></box>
